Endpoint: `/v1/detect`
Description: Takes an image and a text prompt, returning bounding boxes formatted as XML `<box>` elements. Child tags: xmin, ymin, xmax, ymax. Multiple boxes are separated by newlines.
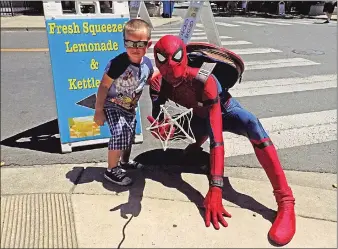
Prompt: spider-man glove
<box><xmin>203</xmin><ymin>186</ymin><xmax>232</xmax><ymax>230</ymax></box>
<box><xmin>147</xmin><ymin>116</ymin><xmax>176</xmax><ymax>141</ymax></box>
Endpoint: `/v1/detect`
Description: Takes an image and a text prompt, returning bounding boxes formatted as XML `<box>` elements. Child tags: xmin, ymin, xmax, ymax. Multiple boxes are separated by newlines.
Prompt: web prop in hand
<box><xmin>146</xmin><ymin>103</ymin><xmax>196</xmax><ymax>151</ymax></box>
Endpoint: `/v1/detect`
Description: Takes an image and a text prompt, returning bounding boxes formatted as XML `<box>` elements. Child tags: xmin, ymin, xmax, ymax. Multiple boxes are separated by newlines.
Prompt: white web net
<box><xmin>146</xmin><ymin>103</ymin><xmax>196</xmax><ymax>151</ymax></box>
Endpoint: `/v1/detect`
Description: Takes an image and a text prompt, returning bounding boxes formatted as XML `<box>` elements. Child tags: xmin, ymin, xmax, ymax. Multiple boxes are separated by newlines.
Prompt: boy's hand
<box><xmin>94</xmin><ymin>110</ymin><xmax>106</xmax><ymax>126</ymax></box>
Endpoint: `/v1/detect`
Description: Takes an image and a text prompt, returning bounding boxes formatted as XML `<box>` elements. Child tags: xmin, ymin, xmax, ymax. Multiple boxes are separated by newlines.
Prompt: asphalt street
<box><xmin>1</xmin><ymin>12</ymin><xmax>336</xmax><ymax>173</ymax></box>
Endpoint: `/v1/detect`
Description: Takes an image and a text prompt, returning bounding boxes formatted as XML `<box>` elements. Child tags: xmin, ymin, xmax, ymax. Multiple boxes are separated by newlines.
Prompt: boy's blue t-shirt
<box><xmin>104</xmin><ymin>52</ymin><xmax>153</xmax><ymax>111</ymax></box>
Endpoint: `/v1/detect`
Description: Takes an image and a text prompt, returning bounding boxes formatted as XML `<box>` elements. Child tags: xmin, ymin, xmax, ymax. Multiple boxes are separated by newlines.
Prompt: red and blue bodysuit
<box><xmin>147</xmin><ymin>35</ymin><xmax>296</xmax><ymax>246</ymax></box>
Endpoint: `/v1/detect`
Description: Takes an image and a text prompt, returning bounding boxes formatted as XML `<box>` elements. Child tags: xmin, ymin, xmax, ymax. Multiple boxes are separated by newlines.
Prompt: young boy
<box><xmin>94</xmin><ymin>19</ymin><xmax>153</xmax><ymax>186</ymax></box>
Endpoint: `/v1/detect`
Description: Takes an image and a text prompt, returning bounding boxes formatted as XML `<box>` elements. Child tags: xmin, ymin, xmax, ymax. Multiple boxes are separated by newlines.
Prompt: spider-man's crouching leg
<box><xmin>221</xmin><ymin>97</ymin><xmax>296</xmax><ymax>246</ymax></box>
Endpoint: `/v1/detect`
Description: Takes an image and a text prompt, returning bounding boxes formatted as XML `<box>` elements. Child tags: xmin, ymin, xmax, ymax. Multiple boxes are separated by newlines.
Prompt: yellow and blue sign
<box><xmin>46</xmin><ymin>18</ymin><xmax>143</xmax><ymax>146</ymax></box>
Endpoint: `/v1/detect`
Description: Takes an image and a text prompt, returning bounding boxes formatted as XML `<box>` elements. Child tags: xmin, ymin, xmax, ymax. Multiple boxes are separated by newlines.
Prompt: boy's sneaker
<box><xmin>104</xmin><ymin>166</ymin><xmax>133</xmax><ymax>186</ymax></box>
<box><xmin>119</xmin><ymin>160</ymin><xmax>145</xmax><ymax>169</ymax></box>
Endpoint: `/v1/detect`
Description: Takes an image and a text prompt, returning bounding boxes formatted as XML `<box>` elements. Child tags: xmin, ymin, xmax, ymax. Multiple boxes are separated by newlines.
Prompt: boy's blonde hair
<box><xmin>123</xmin><ymin>19</ymin><xmax>151</xmax><ymax>40</ymax></box>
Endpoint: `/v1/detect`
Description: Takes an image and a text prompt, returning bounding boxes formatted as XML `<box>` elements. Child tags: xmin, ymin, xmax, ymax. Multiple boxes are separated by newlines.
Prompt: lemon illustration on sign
<box><xmin>69</xmin><ymin>116</ymin><xmax>100</xmax><ymax>138</ymax></box>
<box><xmin>69</xmin><ymin>118</ymin><xmax>75</xmax><ymax>127</ymax></box>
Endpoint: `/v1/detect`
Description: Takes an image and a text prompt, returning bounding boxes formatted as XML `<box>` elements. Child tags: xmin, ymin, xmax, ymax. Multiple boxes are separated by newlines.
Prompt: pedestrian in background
<box><xmin>323</xmin><ymin>0</ymin><xmax>337</xmax><ymax>23</ymax></box>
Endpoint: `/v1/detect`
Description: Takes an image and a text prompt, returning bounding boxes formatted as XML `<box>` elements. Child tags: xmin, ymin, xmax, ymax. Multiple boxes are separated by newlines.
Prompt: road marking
<box><xmin>245</xmin><ymin>58</ymin><xmax>320</xmax><ymax>70</ymax></box>
<box><xmin>255</xmin><ymin>20</ymin><xmax>291</xmax><ymax>25</ymax></box>
<box><xmin>233</xmin><ymin>21</ymin><xmax>265</xmax><ymax>26</ymax></box>
<box><xmin>231</xmin><ymin>74</ymin><xmax>337</xmax><ymax>97</ymax></box>
<box><xmin>230</xmin><ymin>47</ymin><xmax>282</xmax><ymax>55</ymax></box>
<box><xmin>215</xmin><ymin>22</ymin><xmax>240</xmax><ymax>27</ymax></box>
<box><xmin>147</xmin><ymin>47</ymin><xmax>280</xmax><ymax>58</ymax></box>
<box><xmin>192</xmin><ymin>35</ymin><xmax>232</xmax><ymax>40</ymax></box>
<box><xmin>276</xmin><ymin>20</ymin><xmax>312</xmax><ymax>25</ymax></box>
<box><xmin>151</xmin><ymin>29</ymin><xmax>203</xmax><ymax>34</ymax></box>
<box><xmin>221</xmin><ymin>40</ymin><xmax>252</xmax><ymax>45</ymax></box>
<box><xmin>196</xmin><ymin>23</ymin><xmax>204</xmax><ymax>28</ymax></box>
<box><xmin>152</xmin><ymin>35</ymin><xmax>232</xmax><ymax>42</ymax></box>
<box><xmin>208</xmin><ymin>110</ymin><xmax>337</xmax><ymax>157</ymax></box>
<box><xmin>151</xmin><ymin>31</ymin><xmax>205</xmax><ymax>37</ymax></box>
<box><xmin>1</xmin><ymin>48</ymin><xmax>49</xmax><ymax>52</ymax></box>
<box><xmin>150</xmin><ymin>39</ymin><xmax>251</xmax><ymax>48</ymax></box>
<box><xmin>237</xmin><ymin>74</ymin><xmax>337</xmax><ymax>88</ymax></box>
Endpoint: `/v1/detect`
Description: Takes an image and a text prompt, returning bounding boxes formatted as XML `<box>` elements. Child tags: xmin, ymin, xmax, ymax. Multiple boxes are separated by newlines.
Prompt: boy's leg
<box><xmin>108</xmin><ymin>150</ymin><xmax>122</xmax><ymax>170</ymax></box>
<box><xmin>120</xmin><ymin>148</ymin><xmax>131</xmax><ymax>164</ymax></box>
<box><xmin>221</xmin><ymin>97</ymin><xmax>295</xmax><ymax>246</ymax></box>
<box><xmin>104</xmin><ymin>108</ymin><xmax>133</xmax><ymax>186</ymax></box>
<box><xmin>118</xmin><ymin>111</ymin><xmax>144</xmax><ymax>169</ymax></box>
<box><xmin>120</xmin><ymin>147</ymin><xmax>145</xmax><ymax>169</ymax></box>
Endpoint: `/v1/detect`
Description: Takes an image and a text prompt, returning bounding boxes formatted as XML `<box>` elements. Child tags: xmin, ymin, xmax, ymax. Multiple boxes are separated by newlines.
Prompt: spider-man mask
<box><xmin>154</xmin><ymin>35</ymin><xmax>188</xmax><ymax>87</ymax></box>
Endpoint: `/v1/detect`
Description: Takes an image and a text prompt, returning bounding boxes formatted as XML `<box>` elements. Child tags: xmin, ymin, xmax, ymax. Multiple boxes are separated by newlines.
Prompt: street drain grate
<box><xmin>1</xmin><ymin>193</ymin><xmax>78</xmax><ymax>248</ymax></box>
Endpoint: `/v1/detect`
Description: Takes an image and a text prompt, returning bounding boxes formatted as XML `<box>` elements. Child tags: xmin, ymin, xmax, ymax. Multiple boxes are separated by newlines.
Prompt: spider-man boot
<box><xmin>251</xmin><ymin>137</ymin><xmax>296</xmax><ymax>246</ymax></box>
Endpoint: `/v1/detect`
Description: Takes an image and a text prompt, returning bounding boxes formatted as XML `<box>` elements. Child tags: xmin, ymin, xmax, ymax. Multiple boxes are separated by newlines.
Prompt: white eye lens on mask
<box><xmin>173</xmin><ymin>49</ymin><xmax>182</xmax><ymax>61</ymax></box>
<box><xmin>156</xmin><ymin>53</ymin><xmax>166</xmax><ymax>63</ymax></box>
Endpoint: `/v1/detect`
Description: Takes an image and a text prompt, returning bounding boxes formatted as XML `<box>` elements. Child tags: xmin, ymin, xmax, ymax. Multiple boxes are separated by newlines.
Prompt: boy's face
<box><xmin>124</xmin><ymin>30</ymin><xmax>151</xmax><ymax>64</ymax></box>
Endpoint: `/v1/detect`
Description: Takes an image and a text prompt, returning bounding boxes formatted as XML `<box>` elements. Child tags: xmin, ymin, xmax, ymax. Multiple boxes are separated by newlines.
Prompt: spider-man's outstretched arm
<box><xmin>203</xmin><ymin>75</ymin><xmax>231</xmax><ymax>230</ymax></box>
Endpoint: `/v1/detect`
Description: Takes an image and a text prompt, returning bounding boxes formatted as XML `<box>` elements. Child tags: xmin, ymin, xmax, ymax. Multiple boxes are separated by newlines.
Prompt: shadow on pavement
<box><xmin>66</xmin><ymin>148</ymin><xmax>276</xmax><ymax>237</ymax></box>
<box><xmin>0</xmin><ymin>119</ymin><xmax>62</xmax><ymax>153</ymax></box>
<box><xmin>0</xmin><ymin>119</ymin><xmax>107</xmax><ymax>154</ymax></box>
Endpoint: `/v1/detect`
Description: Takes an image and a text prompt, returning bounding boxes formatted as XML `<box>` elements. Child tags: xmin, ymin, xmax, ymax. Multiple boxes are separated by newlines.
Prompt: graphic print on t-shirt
<box><xmin>110</xmin><ymin>68</ymin><xmax>140</xmax><ymax>109</ymax></box>
<box><xmin>104</xmin><ymin>53</ymin><xmax>154</xmax><ymax>110</ymax></box>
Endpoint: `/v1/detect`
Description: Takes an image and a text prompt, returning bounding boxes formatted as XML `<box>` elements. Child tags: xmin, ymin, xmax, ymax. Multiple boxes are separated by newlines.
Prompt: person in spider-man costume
<box><xmin>147</xmin><ymin>35</ymin><xmax>296</xmax><ymax>246</ymax></box>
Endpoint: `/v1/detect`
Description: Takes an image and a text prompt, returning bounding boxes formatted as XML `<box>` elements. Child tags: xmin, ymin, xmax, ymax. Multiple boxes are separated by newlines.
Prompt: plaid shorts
<box><xmin>104</xmin><ymin>107</ymin><xmax>136</xmax><ymax>150</ymax></box>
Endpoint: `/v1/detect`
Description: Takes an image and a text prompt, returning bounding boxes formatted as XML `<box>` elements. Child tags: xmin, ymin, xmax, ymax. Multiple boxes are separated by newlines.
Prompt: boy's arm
<box><xmin>95</xmin><ymin>52</ymin><xmax>129</xmax><ymax>111</ymax></box>
<box><xmin>95</xmin><ymin>73</ymin><xmax>114</xmax><ymax>111</ymax></box>
<box><xmin>145</xmin><ymin>57</ymin><xmax>155</xmax><ymax>85</ymax></box>
<box><xmin>148</xmin><ymin>72</ymin><xmax>166</xmax><ymax>119</ymax></box>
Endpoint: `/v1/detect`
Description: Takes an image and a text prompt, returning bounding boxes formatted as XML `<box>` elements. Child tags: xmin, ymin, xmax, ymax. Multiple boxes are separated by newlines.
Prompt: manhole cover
<box><xmin>292</xmin><ymin>49</ymin><xmax>325</xmax><ymax>55</ymax></box>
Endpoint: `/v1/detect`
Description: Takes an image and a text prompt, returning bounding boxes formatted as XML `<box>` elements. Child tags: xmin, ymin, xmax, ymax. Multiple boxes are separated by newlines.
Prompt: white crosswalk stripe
<box><xmin>215</xmin><ymin>22</ymin><xmax>240</xmax><ymax>27</ymax></box>
<box><xmin>233</xmin><ymin>21</ymin><xmax>265</xmax><ymax>26</ymax></box>
<box><xmin>145</xmin><ymin>25</ymin><xmax>336</xmax><ymax>161</ymax></box>
<box><xmin>245</xmin><ymin>58</ymin><xmax>320</xmax><ymax>70</ymax></box>
<box><xmin>254</xmin><ymin>20</ymin><xmax>292</xmax><ymax>25</ymax></box>
<box><xmin>151</xmin><ymin>29</ymin><xmax>202</xmax><ymax>34</ymax></box>
<box><xmin>276</xmin><ymin>20</ymin><xmax>314</xmax><ymax>25</ymax></box>
<box><xmin>231</xmin><ymin>74</ymin><xmax>337</xmax><ymax>97</ymax></box>
<box><xmin>146</xmin><ymin>47</ymin><xmax>282</xmax><ymax>60</ymax></box>
<box><xmin>150</xmin><ymin>39</ymin><xmax>251</xmax><ymax>48</ymax></box>
<box><xmin>219</xmin><ymin>110</ymin><xmax>337</xmax><ymax>157</ymax></box>
<box><xmin>220</xmin><ymin>40</ymin><xmax>252</xmax><ymax>45</ymax></box>
<box><xmin>213</xmin><ymin>17</ymin><xmax>336</xmax><ymax>27</ymax></box>
<box><xmin>152</xmin><ymin>35</ymin><xmax>232</xmax><ymax>42</ymax></box>
<box><xmin>151</xmin><ymin>31</ymin><xmax>206</xmax><ymax>38</ymax></box>
<box><xmin>230</xmin><ymin>48</ymin><xmax>282</xmax><ymax>55</ymax></box>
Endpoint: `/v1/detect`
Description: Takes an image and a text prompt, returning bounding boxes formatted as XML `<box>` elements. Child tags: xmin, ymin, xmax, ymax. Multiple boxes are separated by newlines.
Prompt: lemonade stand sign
<box><xmin>43</xmin><ymin>1</ymin><xmax>143</xmax><ymax>153</ymax></box>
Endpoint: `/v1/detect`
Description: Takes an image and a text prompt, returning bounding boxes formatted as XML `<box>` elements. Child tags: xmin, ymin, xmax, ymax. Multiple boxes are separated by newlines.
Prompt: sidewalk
<box><xmin>1</xmin><ymin>162</ymin><xmax>337</xmax><ymax>248</ymax></box>
<box><xmin>0</xmin><ymin>15</ymin><xmax>183</xmax><ymax>31</ymax></box>
<box><xmin>231</xmin><ymin>12</ymin><xmax>337</xmax><ymax>20</ymax></box>
<box><xmin>1</xmin><ymin>14</ymin><xmax>336</xmax><ymax>31</ymax></box>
